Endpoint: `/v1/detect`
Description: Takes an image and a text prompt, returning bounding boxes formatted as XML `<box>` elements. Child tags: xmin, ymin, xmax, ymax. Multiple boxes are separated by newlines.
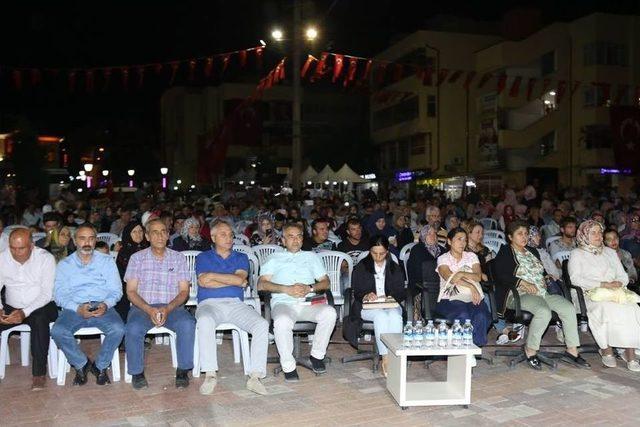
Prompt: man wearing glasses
<box><xmin>124</xmin><ymin>218</ymin><xmax>195</xmax><ymax>389</ymax></box>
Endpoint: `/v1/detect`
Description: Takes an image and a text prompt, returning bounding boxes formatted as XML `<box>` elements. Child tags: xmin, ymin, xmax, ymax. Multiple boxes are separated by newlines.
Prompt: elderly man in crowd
<box><xmin>110</xmin><ymin>207</ymin><xmax>132</xmax><ymax>236</ymax></box>
<box><xmin>258</xmin><ymin>222</ymin><xmax>335</xmax><ymax>382</ymax></box>
<box><xmin>124</xmin><ymin>218</ymin><xmax>195</xmax><ymax>389</ymax></box>
<box><xmin>195</xmin><ymin>219</ymin><xmax>269</xmax><ymax>395</ymax></box>
<box><xmin>0</xmin><ymin>229</ymin><xmax>58</xmax><ymax>390</ymax></box>
<box><xmin>51</xmin><ymin>224</ymin><xmax>124</xmax><ymax>386</ymax></box>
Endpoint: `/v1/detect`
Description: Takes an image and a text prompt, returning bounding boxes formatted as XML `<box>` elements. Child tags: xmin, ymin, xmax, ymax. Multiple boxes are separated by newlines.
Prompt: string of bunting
<box><xmin>3</xmin><ymin>46</ymin><xmax>265</xmax><ymax>93</ymax></box>
<box><xmin>304</xmin><ymin>51</ymin><xmax>640</xmax><ymax>107</ymax></box>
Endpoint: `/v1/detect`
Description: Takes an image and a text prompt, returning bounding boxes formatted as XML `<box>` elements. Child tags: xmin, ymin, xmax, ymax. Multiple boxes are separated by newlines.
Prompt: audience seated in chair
<box><xmin>123</xmin><ymin>218</ymin><xmax>196</xmax><ymax>389</ymax></box>
<box><xmin>493</xmin><ymin>220</ymin><xmax>589</xmax><ymax>370</ymax></box>
<box><xmin>258</xmin><ymin>222</ymin><xmax>336</xmax><ymax>382</ymax></box>
<box><xmin>568</xmin><ymin>220</ymin><xmax>640</xmax><ymax>372</ymax></box>
<box><xmin>343</xmin><ymin>235</ymin><xmax>405</xmax><ymax>377</ymax></box>
<box><xmin>51</xmin><ymin>224</ymin><xmax>125</xmax><ymax>386</ymax></box>
<box><xmin>195</xmin><ymin>219</ymin><xmax>269</xmax><ymax>395</ymax></box>
<box><xmin>0</xmin><ymin>228</ymin><xmax>59</xmax><ymax>390</ymax></box>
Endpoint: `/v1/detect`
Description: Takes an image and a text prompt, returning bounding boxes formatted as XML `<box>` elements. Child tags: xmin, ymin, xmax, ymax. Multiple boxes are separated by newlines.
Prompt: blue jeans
<box><xmin>125</xmin><ymin>305</ymin><xmax>196</xmax><ymax>375</ymax></box>
<box><xmin>435</xmin><ymin>299</ymin><xmax>492</xmax><ymax>346</ymax></box>
<box><xmin>51</xmin><ymin>307</ymin><xmax>125</xmax><ymax>370</ymax></box>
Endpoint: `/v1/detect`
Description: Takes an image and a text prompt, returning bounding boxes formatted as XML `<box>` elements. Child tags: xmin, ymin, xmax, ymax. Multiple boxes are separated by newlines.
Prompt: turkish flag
<box><xmin>436</xmin><ymin>68</ymin><xmax>449</xmax><ymax>86</ymax></box>
<box><xmin>509</xmin><ymin>76</ymin><xmax>522</xmax><ymax>97</ymax></box>
<box><xmin>526</xmin><ymin>78</ymin><xmax>537</xmax><ymax>101</ymax></box>
<box><xmin>496</xmin><ymin>75</ymin><xmax>507</xmax><ymax>94</ymax></box>
<box><xmin>344</xmin><ymin>57</ymin><xmax>358</xmax><ymax>87</ymax></box>
<box><xmin>447</xmin><ymin>70</ymin><xmax>463</xmax><ymax>84</ymax></box>
<box><xmin>332</xmin><ymin>54</ymin><xmax>345</xmax><ymax>82</ymax></box>
<box><xmin>238</xmin><ymin>50</ymin><xmax>247</xmax><ymax>68</ymax></box>
<box><xmin>361</xmin><ymin>60</ymin><xmax>372</xmax><ymax>80</ymax></box>
<box><xmin>312</xmin><ymin>52</ymin><xmax>328</xmax><ymax>81</ymax></box>
<box><xmin>610</xmin><ymin>107</ymin><xmax>640</xmax><ymax>170</ymax></box>
<box><xmin>477</xmin><ymin>73</ymin><xmax>492</xmax><ymax>89</ymax></box>
<box><xmin>463</xmin><ymin>71</ymin><xmax>476</xmax><ymax>90</ymax></box>
<box><xmin>301</xmin><ymin>55</ymin><xmax>316</xmax><ymax>78</ymax></box>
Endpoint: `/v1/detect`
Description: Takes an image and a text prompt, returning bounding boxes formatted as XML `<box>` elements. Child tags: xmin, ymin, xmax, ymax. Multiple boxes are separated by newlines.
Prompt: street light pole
<box><xmin>291</xmin><ymin>0</ymin><xmax>302</xmax><ymax>191</ymax></box>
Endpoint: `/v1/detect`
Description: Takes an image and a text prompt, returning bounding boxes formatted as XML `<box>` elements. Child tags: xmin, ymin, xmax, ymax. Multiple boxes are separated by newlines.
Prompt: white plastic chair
<box><xmin>233</xmin><ymin>221</ymin><xmax>252</xmax><ymax>236</ymax></box>
<box><xmin>181</xmin><ymin>250</ymin><xmax>202</xmax><ymax>307</ymax></box>
<box><xmin>483</xmin><ymin>230</ymin><xmax>505</xmax><ymax>240</ymax></box>
<box><xmin>355</xmin><ymin>250</ymin><xmax>399</xmax><ymax>265</ymax></box>
<box><xmin>96</xmin><ymin>232</ymin><xmax>120</xmax><ymax>248</ymax></box>
<box><xmin>252</xmin><ymin>244</ymin><xmax>284</xmax><ymax>267</ymax></box>
<box><xmin>546</xmin><ymin>235</ymin><xmax>562</xmax><ymax>250</ymax></box>
<box><xmin>233</xmin><ymin>234</ymin><xmax>250</xmax><ymax>247</ymax></box>
<box><xmin>553</xmin><ymin>250</ymin><xmax>572</xmax><ymax>265</ymax></box>
<box><xmin>479</xmin><ymin>218</ymin><xmax>498</xmax><ymax>230</ymax></box>
<box><xmin>193</xmin><ymin>323</ymin><xmax>250</xmax><ymax>377</ymax></box>
<box><xmin>231</xmin><ymin>246</ymin><xmax>260</xmax><ymax>314</ymax></box>
<box><xmin>399</xmin><ymin>242</ymin><xmax>418</xmax><ymax>285</ymax></box>
<box><xmin>110</xmin><ymin>251</ymin><xmax>119</xmax><ymax>260</ymax></box>
<box><xmin>483</xmin><ymin>238</ymin><xmax>505</xmax><ymax>254</ymax></box>
<box><xmin>55</xmin><ymin>327</ymin><xmax>121</xmax><ymax>385</ymax></box>
<box><xmin>32</xmin><ymin>232</ymin><xmax>46</xmax><ymax>243</ymax></box>
<box><xmin>124</xmin><ymin>326</ymin><xmax>177</xmax><ymax>383</ymax></box>
<box><xmin>0</xmin><ymin>324</ymin><xmax>31</xmax><ymax>379</ymax></box>
<box><xmin>318</xmin><ymin>251</ymin><xmax>354</xmax><ymax>311</ymax></box>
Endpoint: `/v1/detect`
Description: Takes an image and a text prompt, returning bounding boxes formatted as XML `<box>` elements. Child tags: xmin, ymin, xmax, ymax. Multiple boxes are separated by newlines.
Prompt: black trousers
<box><xmin>0</xmin><ymin>301</ymin><xmax>59</xmax><ymax>376</ymax></box>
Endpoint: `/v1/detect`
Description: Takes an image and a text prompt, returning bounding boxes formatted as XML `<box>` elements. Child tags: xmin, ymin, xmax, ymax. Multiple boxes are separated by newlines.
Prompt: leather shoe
<box><xmin>31</xmin><ymin>375</ymin><xmax>46</xmax><ymax>391</ymax></box>
<box><xmin>525</xmin><ymin>354</ymin><xmax>542</xmax><ymax>370</ymax></box>
<box><xmin>175</xmin><ymin>368</ymin><xmax>190</xmax><ymax>388</ymax></box>
<box><xmin>563</xmin><ymin>352</ymin><xmax>591</xmax><ymax>369</ymax></box>
<box><xmin>72</xmin><ymin>360</ymin><xmax>94</xmax><ymax>386</ymax></box>
<box><xmin>95</xmin><ymin>367</ymin><xmax>111</xmax><ymax>385</ymax></box>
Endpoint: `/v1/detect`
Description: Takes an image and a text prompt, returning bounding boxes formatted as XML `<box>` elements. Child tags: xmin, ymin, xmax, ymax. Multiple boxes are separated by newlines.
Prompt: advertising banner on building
<box><xmin>610</xmin><ymin>107</ymin><xmax>640</xmax><ymax>171</ymax></box>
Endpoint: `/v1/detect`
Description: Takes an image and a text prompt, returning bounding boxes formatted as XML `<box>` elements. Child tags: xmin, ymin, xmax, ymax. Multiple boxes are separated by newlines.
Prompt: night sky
<box><xmin>0</xmin><ymin>0</ymin><xmax>637</xmax><ymax>167</ymax></box>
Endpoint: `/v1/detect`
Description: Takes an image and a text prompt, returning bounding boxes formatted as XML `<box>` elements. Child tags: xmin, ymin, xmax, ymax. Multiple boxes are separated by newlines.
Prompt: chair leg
<box><xmin>192</xmin><ymin>328</ymin><xmax>200</xmax><ymax>378</ymax></box>
<box><xmin>48</xmin><ymin>338</ymin><xmax>58</xmax><ymax>379</ymax></box>
<box><xmin>21</xmin><ymin>331</ymin><xmax>31</xmax><ymax>367</ymax></box>
<box><xmin>240</xmin><ymin>330</ymin><xmax>251</xmax><ymax>375</ymax></box>
<box><xmin>169</xmin><ymin>332</ymin><xmax>178</xmax><ymax>369</ymax></box>
<box><xmin>232</xmin><ymin>330</ymin><xmax>241</xmax><ymax>364</ymax></box>
<box><xmin>124</xmin><ymin>352</ymin><xmax>131</xmax><ymax>383</ymax></box>
<box><xmin>56</xmin><ymin>350</ymin><xmax>67</xmax><ymax>386</ymax></box>
<box><xmin>0</xmin><ymin>331</ymin><xmax>8</xmax><ymax>379</ymax></box>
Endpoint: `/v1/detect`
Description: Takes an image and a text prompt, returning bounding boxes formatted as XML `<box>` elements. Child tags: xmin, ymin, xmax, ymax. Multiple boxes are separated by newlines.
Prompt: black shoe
<box><xmin>284</xmin><ymin>369</ymin><xmax>300</xmax><ymax>382</ymax></box>
<box><xmin>563</xmin><ymin>352</ymin><xmax>591</xmax><ymax>369</ymax></box>
<box><xmin>309</xmin><ymin>356</ymin><xmax>326</xmax><ymax>374</ymax></box>
<box><xmin>95</xmin><ymin>367</ymin><xmax>111</xmax><ymax>385</ymax></box>
<box><xmin>132</xmin><ymin>373</ymin><xmax>148</xmax><ymax>390</ymax></box>
<box><xmin>72</xmin><ymin>360</ymin><xmax>94</xmax><ymax>386</ymax></box>
<box><xmin>175</xmin><ymin>368</ymin><xmax>190</xmax><ymax>388</ymax></box>
<box><xmin>144</xmin><ymin>337</ymin><xmax>152</xmax><ymax>350</ymax></box>
<box><xmin>525</xmin><ymin>354</ymin><xmax>543</xmax><ymax>371</ymax></box>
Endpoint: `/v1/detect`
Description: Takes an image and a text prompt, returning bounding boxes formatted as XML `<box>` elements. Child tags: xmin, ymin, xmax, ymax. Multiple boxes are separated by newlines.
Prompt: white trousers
<box><xmin>195</xmin><ymin>298</ymin><xmax>269</xmax><ymax>377</ymax></box>
<box><xmin>272</xmin><ymin>303</ymin><xmax>337</xmax><ymax>373</ymax></box>
<box><xmin>360</xmin><ymin>307</ymin><xmax>403</xmax><ymax>355</ymax></box>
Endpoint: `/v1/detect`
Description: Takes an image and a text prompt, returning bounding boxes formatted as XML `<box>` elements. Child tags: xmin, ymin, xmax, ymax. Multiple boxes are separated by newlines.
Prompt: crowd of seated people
<box><xmin>3</xmin><ymin>180</ymin><xmax>640</xmax><ymax>394</ymax></box>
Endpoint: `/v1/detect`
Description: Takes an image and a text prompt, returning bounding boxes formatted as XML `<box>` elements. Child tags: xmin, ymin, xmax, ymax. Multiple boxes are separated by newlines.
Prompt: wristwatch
<box><xmin>310</xmin><ymin>284</ymin><xmax>316</xmax><ymax>293</ymax></box>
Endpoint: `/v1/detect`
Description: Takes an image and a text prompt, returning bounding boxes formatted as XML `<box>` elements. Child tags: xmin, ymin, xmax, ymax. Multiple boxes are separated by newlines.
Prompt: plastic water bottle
<box><xmin>424</xmin><ymin>320</ymin><xmax>436</xmax><ymax>348</ymax></box>
<box><xmin>462</xmin><ymin>319</ymin><xmax>474</xmax><ymax>347</ymax></box>
<box><xmin>413</xmin><ymin>320</ymin><xmax>424</xmax><ymax>348</ymax></box>
<box><xmin>437</xmin><ymin>321</ymin><xmax>449</xmax><ymax>347</ymax></box>
<box><xmin>403</xmin><ymin>321</ymin><xmax>414</xmax><ymax>348</ymax></box>
<box><xmin>451</xmin><ymin>319</ymin><xmax>463</xmax><ymax>347</ymax></box>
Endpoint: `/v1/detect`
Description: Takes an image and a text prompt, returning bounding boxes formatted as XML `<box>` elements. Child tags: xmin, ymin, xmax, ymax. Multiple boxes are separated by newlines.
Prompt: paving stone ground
<box><xmin>2</xmin><ymin>328</ymin><xmax>640</xmax><ymax>426</ymax></box>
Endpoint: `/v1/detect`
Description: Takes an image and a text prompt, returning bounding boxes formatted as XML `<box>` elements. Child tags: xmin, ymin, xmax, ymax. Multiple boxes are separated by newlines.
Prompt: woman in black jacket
<box><xmin>344</xmin><ymin>235</ymin><xmax>406</xmax><ymax>377</ymax></box>
<box><xmin>406</xmin><ymin>225</ymin><xmax>445</xmax><ymax>319</ymax></box>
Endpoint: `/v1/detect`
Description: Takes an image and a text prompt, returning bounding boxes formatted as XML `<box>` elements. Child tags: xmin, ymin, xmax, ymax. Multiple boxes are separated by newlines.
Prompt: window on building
<box><xmin>580</xmin><ymin>125</ymin><xmax>613</xmax><ymax>149</ymax></box>
<box><xmin>399</xmin><ymin>140</ymin><xmax>409</xmax><ymax>167</ymax></box>
<box><xmin>427</xmin><ymin>95</ymin><xmax>437</xmax><ymax>117</ymax></box>
<box><xmin>583</xmin><ymin>86</ymin><xmax>608</xmax><ymax>107</ymax></box>
<box><xmin>539</xmin><ymin>132</ymin><xmax>556</xmax><ymax>156</ymax></box>
<box><xmin>584</xmin><ymin>42</ymin><xmax>628</xmax><ymax>66</ymax></box>
<box><xmin>410</xmin><ymin>134</ymin><xmax>426</xmax><ymax>155</ymax></box>
<box><xmin>540</xmin><ymin>51</ymin><xmax>556</xmax><ymax>75</ymax></box>
<box><xmin>388</xmin><ymin>142</ymin><xmax>397</xmax><ymax>170</ymax></box>
<box><xmin>372</xmin><ymin>96</ymin><xmax>419</xmax><ymax>131</ymax></box>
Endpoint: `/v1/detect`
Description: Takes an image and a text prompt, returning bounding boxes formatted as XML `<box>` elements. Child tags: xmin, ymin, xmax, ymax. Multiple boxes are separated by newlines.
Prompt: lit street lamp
<box><xmin>127</xmin><ymin>169</ymin><xmax>135</xmax><ymax>188</ymax></box>
<box><xmin>160</xmin><ymin>167</ymin><xmax>168</xmax><ymax>189</ymax></box>
<box><xmin>84</xmin><ymin>163</ymin><xmax>93</xmax><ymax>188</ymax></box>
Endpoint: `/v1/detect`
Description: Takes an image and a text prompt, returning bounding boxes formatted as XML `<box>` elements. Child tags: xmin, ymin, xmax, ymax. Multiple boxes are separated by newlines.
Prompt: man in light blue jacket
<box><xmin>51</xmin><ymin>224</ymin><xmax>124</xmax><ymax>386</ymax></box>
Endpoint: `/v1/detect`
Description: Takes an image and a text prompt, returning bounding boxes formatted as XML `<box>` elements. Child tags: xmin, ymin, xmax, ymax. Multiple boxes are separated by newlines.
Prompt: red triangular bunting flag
<box><xmin>526</xmin><ymin>78</ymin><xmax>537</xmax><ymax>101</ymax></box>
<box><xmin>361</xmin><ymin>60</ymin><xmax>372</xmax><ymax>81</ymax></box>
<box><xmin>85</xmin><ymin>70</ymin><xmax>94</xmax><ymax>93</ymax></box>
<box><xmin>312</xmin><ymin>52</ymin><xmax>328</xmax><ymax>81</ymax></box>
<box><xmin>136</xmin><ymin>66</ymin><xmax>145</xmax><ymax>88</ymax></box>
<box><xmin>221</xmin><ymin>54</ymin><xmax>230</xmax><ymax>74</ymax></box>
<box><xmin>169</xmin><ymin>62</ymin><xmax>179</xmax><ymax>85</ymax></box>
<box><xmin>332</xmin><ymin>54</ymin><xmax>345</xmax><ymax>82</ymax></box>
<box><xmin>344</xmin><ymin>57</ymin><xmax>358</xmax><ymax>87</ymax></box>
<box><xmin>374</xmin><ymin>63</ymin><xmax>387</xmax><ymax>86</ymax></box>
<box><xmin>204</xmin><ymin>58</ymin><xmax>214</xmax><ymax>78</ymax></box>
<box><xmin>422</xmin><ymin>68</ymin><xmax>434</xmax><ymax>86</ymax></box>
<box><xmin>496</xmin><ymin>75</ymin><xmax>507</xmax><ymax>94</ymax></box>
<box><xmin>265</xmin><ymin>70</ymin><xmax>274</xmax><ymax>89</ymax></box>
<box><xmin>301</xmin><ymin>55</ymin><xmax>316</xmax><ymax>79</ymax></box>
<box><xmin>477</xmin><ymin>73</ymin><xmax>492</xmax><ymax>89</ymax></box>
<box><xmin>509</xmin><ymin>76</ymin><xmax>522</xmax><ymax>97</ymax></box>
<box><xmin>540</xmin><ymin>78</ymin><xmax>551</xmax><ymax>97</ymax></box>
<box><xmin>103</xmin><ymin>68</ymin><xmax>112</xmax><ymax>91</ymax></box>
<box><xmin>188</xmin><ymin>60</ymin><xmax>196</xmax><ymax>82</ymax></box>
<box><xmin>570</xmin><ymin>81</ymin><xmax>581</xmax><ymax>97</ymax></box>
<box><xmin>392</xmin><ymin>64</ymin><xmax>404</xmax><ymax>82</ymax></box>
<box><xmin>556</xmin><ymin>80</ymin><xmax>567</xmax><ymax>104</ymax></box>
<box><xmin>278</xmin><ymin>60</ymin><xmax>286</xmax><ymax>81</ymax></box>
<box><xmin>255</xmin><ymin>48</ymin><xmax>264</xmax><ymax>68</ymax></box>
<box><xmin>238</xmin><ymin>50</ymin><xmax>247</xmax><ymax>68</ymax></box>
<box><xmin>436</xmin><ymin>68</ymin><xmax>449</xmax><ymax>86</ymax></box>
<box><xmin>463</xmin><ymin>71</ymin><xmax>476</xmax><ymax>90</ymax></box>
<box><xmin>448</xmin><ymin>70</ymin><xmax>463</xmax><ymax>84</ymax></box>
<box><xmin>68</xmin><ymin>70</ymin><xmax>77</xmax><ymax>92</ymax></box>
<box><xmin>121</xmin><ymin>68</ymin><xmax>129</xmax><ymax>90</ymax></box>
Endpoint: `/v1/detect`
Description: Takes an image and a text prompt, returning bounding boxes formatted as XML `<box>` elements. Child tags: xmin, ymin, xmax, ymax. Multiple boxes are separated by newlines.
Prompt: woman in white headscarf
<box><xmin>172</xmin><ymin>217</ymin><xmax>211</xmax><ymax>251</ymax></box>
<box><xmin>568</xmin><ymin>220</ymin><xmax>640</xmax><ymax>371</ymax></box>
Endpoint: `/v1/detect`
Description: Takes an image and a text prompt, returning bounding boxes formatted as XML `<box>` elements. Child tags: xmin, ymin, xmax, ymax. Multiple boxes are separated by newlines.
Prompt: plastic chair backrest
<box><xmin>252</xmin><ymin>244</ymin><xmax>285</xmax><ymax>266</ymax></box>
<box><xmin>483</xmin><ymin>238</ymin><xmax>505</xmax><ymax>254</ymax></box>
<box><xmin>484</xmin><ymin>230</ymin><xmax>505</xmax><ymax>240</ymax></box>
<box><xmin>32</xmin><ymin>232</ymin><xmax>46</xmax><ymax>243</ymax></box>
<box><xmin>233</xmin><ymin>234</ymin><xmax>250</xmax><ymax>247</ymax></box>
<box><xmin>400</xmin><ymin>242</ymin><xmax>418</xmax><ymax>283</ymax></box>
<box><xmin>553</xmin><ymin>250</ymin><xmax>572</xmax><ymax>264</ymax></box>
<box><xmin>110</xmin><ymin>251</ymin><xmax>118</xmax><ymax>260</ymax></box>
<box><xmin>318</xmin><ymin>251</ymin><xmax>353</xmax><ymax>302</ymax></box>
<box><xmin>546</xmin><ymin>235</ymin><xmax>561</xmax><ymax>250</ymax></box>
<box><xmin>181</xmin><ymin>250</ymin><xmax>202</xmax><ymax>301</ymax></box>
<box><xmin>232</xmin><ymin>246</ymin><xmax>260</xmax><ymax>295</ymax></box>
<box><xmin>479</xmin><ymin>218</ymin><xmax>497</xmax><ymax>230</ymax></box>
<box><xmin>96</xmin><ymin>232</ymin><xmax>120</xmax><ymax>248</ymax></box>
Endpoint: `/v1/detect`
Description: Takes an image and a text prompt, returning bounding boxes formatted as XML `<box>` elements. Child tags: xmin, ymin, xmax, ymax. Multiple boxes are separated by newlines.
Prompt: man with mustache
<box><xmin>51</xmin><ymin>224</ymin><xmax>124</xmax><ymax>386</ymax></box>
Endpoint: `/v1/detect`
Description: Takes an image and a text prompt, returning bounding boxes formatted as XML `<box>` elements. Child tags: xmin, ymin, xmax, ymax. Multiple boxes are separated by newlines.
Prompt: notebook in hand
<box><xmin>298</xmin><ymin>294</ymin><xmax>328</xmax><ymax>305</ymax></box>
<box><xmin>363</xmin><ymin>296</ymin><xmax>399</xmax><ymax>309</ymax></box>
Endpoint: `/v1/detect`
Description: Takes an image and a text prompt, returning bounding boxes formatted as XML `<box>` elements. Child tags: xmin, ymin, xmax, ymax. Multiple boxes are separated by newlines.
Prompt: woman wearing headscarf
<box><xmin>366</xmin><ymin>210</ymin><xmax>400</xmax><ymax>254</ymax></box>
<box><xmin>44</xmin><ymin>225</ymin><xmax>74</xmax><ymax>263</ymax></box>
<box><xmin>391</xmin><ymin>211</ymin><xmax>414</xmax><ymax>250</ymax></box>
<box><xmin>406</xmin><ymin>224</ymin><xmax>445</xmax><ymax>319</ymax></box>
<box><xmin>171</xmin><ymin>217</ymin><xmax>211</xmax><ymax>251</ymax></box>
<box><xmin>569</xmin><ymin>220</ymin><xmax>640</xmax><ymax>371</ymax></box>
<box><xmin>115</xmin><ymin>221</ymin><xmax>149</xmax><ymax>322</ymax></box>
<box><xmin>250</xmin><ymin>214</ymin><xmax>280</xmax><ymax>246</ymax></box>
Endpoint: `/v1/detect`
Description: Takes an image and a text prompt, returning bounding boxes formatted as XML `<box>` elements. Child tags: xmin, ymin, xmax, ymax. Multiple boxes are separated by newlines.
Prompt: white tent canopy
<box><xmin>300</xmin><ymin>165</ymin><xmax>318</xmax><ymax>183</ymax></box>
<box><xmin>313</xmin><ymin>165</ymin><xmax>336</xmax><ymax>183</ymax></box>
<box><xmin>334</xmin><ymin>164</ymin><xmax>368</xmax><ymax>183</ymax></box>
<box><xmin>230</xmin><ymin>168</ymin><xmax>256</xmax><ymax>182</ymax></box>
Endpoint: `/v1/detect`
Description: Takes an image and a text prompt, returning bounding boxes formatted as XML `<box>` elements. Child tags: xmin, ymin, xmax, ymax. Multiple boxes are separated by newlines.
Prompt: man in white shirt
<box><xmin>549</xmin><ymin>216</ymin><xmax>578</xmax><ymax>262</ymax></box>
<box><xmin>0</xmin><ymin>229</ymin><xmax>58</xmax><ymax>390</ymax></box>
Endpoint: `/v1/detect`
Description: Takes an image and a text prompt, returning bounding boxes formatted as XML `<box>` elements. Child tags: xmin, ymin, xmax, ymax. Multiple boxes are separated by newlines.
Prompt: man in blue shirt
<box><xmin>196</xmin><ymin>219</ymin><xmax>269</xmax><ymax>395</ymax></box>
<box><xmin>51</xmin><ymin>224</ymin><xmax>124</xmax><ymax>386</ymax></box>
<box><xmin>258</xmin><ymin>222</ymin><xmax>334</xmax><ymax>382</ymax></box>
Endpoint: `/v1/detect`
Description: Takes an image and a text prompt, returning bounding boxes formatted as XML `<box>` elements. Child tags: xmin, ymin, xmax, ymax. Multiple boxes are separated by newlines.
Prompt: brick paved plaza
<box><xmin>2</xmin><ymin>328</ymin><xmax>640</xmax><ymax>426</ymax></box>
